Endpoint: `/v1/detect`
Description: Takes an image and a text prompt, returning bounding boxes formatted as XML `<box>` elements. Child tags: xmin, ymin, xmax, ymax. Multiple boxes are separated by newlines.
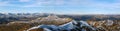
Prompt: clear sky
<box><xmin>0</xmin><ymin>0</ymin><xmax>120</xmax><ymax>14</ymax></box>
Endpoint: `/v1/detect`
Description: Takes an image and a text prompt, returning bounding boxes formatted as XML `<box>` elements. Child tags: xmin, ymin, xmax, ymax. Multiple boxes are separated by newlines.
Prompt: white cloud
<box><xmin>1</xmin><ymin>0</ymin><xmax>120</xmax><ymax>9</ymax></box>
<box><xmin>0</xmin><ymin>1</ymin><xmax>9</xmax><ymax>6</ymax></box>
<box><xmin>75</xmin><ymin>0</ymin><xmax>120</xmax><ymax>10</ymax></box>
<box><xmin>19</xmin><ymin>0</ymin><xmax>30</xmax><ymax>2</ymax></box>
<box><xmin>23</xmin><ymin>0</ymin><xmax>54</xmax><ymax>7</ymax></box>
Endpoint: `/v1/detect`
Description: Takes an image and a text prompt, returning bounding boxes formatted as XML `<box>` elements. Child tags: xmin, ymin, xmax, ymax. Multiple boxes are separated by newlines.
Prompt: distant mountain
<box><xmin>0</xmin><ymin>14</ymin><xmax>119</xmax><ymax>31</ymax></box>
<box><xmin>0</xmin><ymin>13</ymin><xmax>120</xmax><ymax>24</ymax></box>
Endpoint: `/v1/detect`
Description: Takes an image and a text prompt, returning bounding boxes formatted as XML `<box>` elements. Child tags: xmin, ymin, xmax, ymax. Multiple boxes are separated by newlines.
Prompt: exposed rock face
<box><xmin>31</xmin><ymin>14</ymin><xmax>72</xmax><ymax>26</ymax></box>
<box><xmin>87</xmin><ymin>20</ymin><xmax>120</xmax><ymax>31</ymax></box>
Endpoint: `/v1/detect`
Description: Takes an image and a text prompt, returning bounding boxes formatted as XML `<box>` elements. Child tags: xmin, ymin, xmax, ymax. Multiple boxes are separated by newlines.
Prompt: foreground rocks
<box><xmin>87</xmin><ymin>20</ymin><xmax>120</xmax><ymax>31</ymax></box>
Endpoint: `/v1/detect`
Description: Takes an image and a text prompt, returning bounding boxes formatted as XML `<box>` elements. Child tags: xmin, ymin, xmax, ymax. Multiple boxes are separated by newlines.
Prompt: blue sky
<box><xmin>0</xmin><ymin>0</ymin><xmax>120</xmax><ymax>14</ymax></box>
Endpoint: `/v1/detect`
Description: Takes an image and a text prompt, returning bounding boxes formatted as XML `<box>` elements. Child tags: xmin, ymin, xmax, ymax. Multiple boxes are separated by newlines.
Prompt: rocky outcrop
<box><xmin>31</xmin><ymin>14</ymin><xmax>73</xmax><ymax>26</ymax></box>
<box><xmin>87</xmin><ymin>20</ymin><xmax>120</xmax><ymax>31</ymax></box>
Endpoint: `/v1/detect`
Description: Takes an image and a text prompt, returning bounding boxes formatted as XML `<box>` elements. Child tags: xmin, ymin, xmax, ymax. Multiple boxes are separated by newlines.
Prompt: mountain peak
<box><xmin>31</xmin><ymin>14</ymin><xmax>73</xmax><ymax>26</ymax></box>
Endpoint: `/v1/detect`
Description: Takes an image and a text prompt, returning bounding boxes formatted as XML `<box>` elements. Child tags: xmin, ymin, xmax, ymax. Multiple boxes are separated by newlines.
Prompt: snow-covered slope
<box><xmin>27</xmin><ymin>20</ymin><xmax>96</xmax><ymax>31</ymax></box>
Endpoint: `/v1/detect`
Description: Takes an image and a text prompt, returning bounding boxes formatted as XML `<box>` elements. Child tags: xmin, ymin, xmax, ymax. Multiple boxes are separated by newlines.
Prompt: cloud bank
<box><xmin>0</xmin><ymin>0</ymin><xmax>120</xmax><ymax>14</ymax></box>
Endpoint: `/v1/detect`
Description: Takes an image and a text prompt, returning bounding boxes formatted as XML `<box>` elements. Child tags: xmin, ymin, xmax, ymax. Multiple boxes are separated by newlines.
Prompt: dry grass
<box><xmin>0</xmin><ymin>23</ymin><xmax>41</xmax><ymax>31</ymax></box>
